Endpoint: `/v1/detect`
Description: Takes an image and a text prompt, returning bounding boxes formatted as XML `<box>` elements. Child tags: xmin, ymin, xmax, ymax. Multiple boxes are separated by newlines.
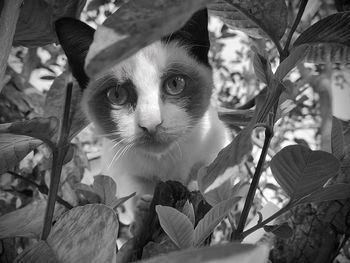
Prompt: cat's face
<box><xmin>83</xmin><ymin>41</ymin><xmax>212</xmax><ymax>153</ymax></box>
<box><xmin>55</xmin><ymin>9</ymin><xmax>211</xmax><ymax>154</ymax></box>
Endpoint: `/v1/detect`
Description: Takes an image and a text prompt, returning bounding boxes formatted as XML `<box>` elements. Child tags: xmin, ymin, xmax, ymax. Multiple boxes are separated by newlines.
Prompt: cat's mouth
<box><xmin>136</xmin><ymin>133</ymin><xmax>175</xmax><ymax>153</ymax></box>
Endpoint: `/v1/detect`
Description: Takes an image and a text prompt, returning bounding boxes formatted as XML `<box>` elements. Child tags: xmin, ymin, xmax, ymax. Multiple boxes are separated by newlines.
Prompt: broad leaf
<box><xmin>264</xmin><ymin>222</ymin><xmax>293</xmax><ymax>239</ymax></box>
<box><xmin>13</xmin><ymin>241</ymin><xmax>57</xmax><ymax>263</ymax></box>
<box><xmin>198</xmin><ymin>169</ymin><xmax>233</xmax><ymax>206</ymax></box>
<box><xmin>275</xmin><ymin>44</ymin><xmax>310</xmax><ymax>81</ymax></box>
<box><xmin>208</xmin><ymin>0</ymin><xmax>287</xmax><ymax>40</ymax></box>
<box><xmin>199</xmin><ymin>126</ymin><xmax>253</xmax><ymax>198</ymax></box>
<box><xmin>74</xmin><ymin>183</ymin><xmax>101</xmax><ymax>203</ymax></box>
<box><xmin>47</xmin><ymin>204</ymin><xmax>118</xmax><ymax>263</ymax></box>
<box><xmin>270</xmin><ymin>145</ymin><xmax>341</xmax><ymax>200</ymax></box>
<box><xmin>0</xmin><ymin>200</ymin><xmax>65</xmax><ymax>239</ymax></box>
<box><xmin>298</xmin><ymin>183</ymin><xmax>350</xmax><ymax>204</ymax></box>
<box><xmin>156</xmin><ymin>205</ymin><xmax>194</xmax><ymax>249</ymax></box>
<box><xmin>293</xmin><ymin>12</ymin><xmax>350</xmax><ymax>63</ymax></box>
<box><xmin>138</xmin><ymin>243</ymin><xmax>269</xmax><ymax>263</ymax></box>
<box><xmin>331</xmin><ymin>117</ymin><xmax>345</xmax><ymax>160</ymax></box>
<box><xmin>13</xmin><ymin>0</ymin><xmax>86</xmax><ymax>47</ymax></box>
<box><xmin>194</xmin><ymin>197</ymin><xmax>240</xmax><ymax>246</ymax></box>
<box><xmin>44</xmin><ymin>72</ymin><xmax>88</xmax><ymax>142</ymax></box>
<box><xmin>0</xmin><ymin>117</ymin><xmax>59</xmax><ymax>145</ymax></box>
<box><xmin>0</xmin><ymin>134</ymin><xmax>42</xmax><ymax>175</ymax></box>
<box><xmin>85</xmin><ymin>0</ymin><xmax>211</xmax><ymax>77</ymax></box>
<box><xmin>92</xmin><ymin>175</ymin><xmax>117</xmax><ymax>206</ymax></box>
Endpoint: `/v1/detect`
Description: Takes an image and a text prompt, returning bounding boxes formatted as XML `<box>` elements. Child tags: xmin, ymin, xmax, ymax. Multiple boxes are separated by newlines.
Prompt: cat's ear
<box><xmin>163</xmin><ymin>9</ymin><xmax>210</xmax><ymax>67</ymax></box>
<box><xmin>55</xmin><ymin>18</ymin><xmax>95</xmax><ymax>89</ymax></box>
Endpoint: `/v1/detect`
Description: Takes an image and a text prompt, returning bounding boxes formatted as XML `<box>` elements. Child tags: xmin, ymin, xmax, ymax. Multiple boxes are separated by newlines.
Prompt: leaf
<box><xmin>331</xmin><ymin>117</ymin><xmax>345</xmax><ymax>160</ymax></box>
<box><xmin>218</xmin><ymin>108</ymin><xmax>254</xmax><ymax>127</ymax></box>
<box><xmin>47</xmin><ymin>204</ymin><xmax>119</xmax><ymax>263</ymax></box>
<box><xmin>92</xmin><ymin>175</ymin><xmax>117</xmax><ymax>206</ymax></box>
<box><xmin>181</xmin><ymin>200</ymin><xmax>195</xmax><ymax>226</ymax></box>
<box><xmin>44</xmin><ymin>72</ymin><xmax>88</xmax><ymax>142</ymax></box>
<box><xmin>0</xmin><ymin>134</ymin><xmax>42</xmax><ymax>175</ymax></box>
<box><xmin>111</xmin><ymin>192</ymin><xmax>136</xmax><ymax>210</ymax></box>
<box><xmin>13</xmin><ymin>241</ymin><xmax>57</xmax><ymax>263</ymax></box>
<box><xmin>264</xmin><ymin>223</ymin><xmax>293</xmax><ymax>239</ymax></box>
<box><xmin>270</xmin><ymin>145</ymin><xmax>341</xmax><ymax>200</ymax></box>
<box><xmin>252</xmin><ymin>51</ymin><xmax>273</xmax><ymax>84</ymax></box>
<box><xmin>75</xmin><ymin>183</ymin><xmax>101</xmax><ymax>203</ymax></box>
<box><xmin>193</xmin><ymin>197</ymin><xmax>240</xmax><ymax>246</ymax></box>
<box><xmin>293</xmin><ymin>12</ymin><xmax>350</xmax><ymax>64</ymax></box>
<box><xmin>208</xmin><ymin>0</ymin><xmax>287</xmax><ymax>40</ymax></box>
<box><xmin>137</xmin><ymin>243</ymin><xmax>269</xmax><ymax>263</ymax></box>
<box><xmin>199</xmin><ymin>126</ymin><xmax>253</xmax><ymax>199</ymax></box>
<box><xmin>0</xmin><ymin>200</ymin><xmax>65</xmax><ymax>239</ymax></box>
<box><xmin>298</xmin><ymin>184</ymin><xmax>350</xmax><ymax>204</ymax></box>
<box><xmin>13</xmin><ymin>0</ymin><xmax>86</xmax><ymax>47</ymax></box>
<box><xmin>198</xmin><ymin>169</ymin><xmax>233</xmax><ymax>206</ymax></box>
<box><xmin>275</xmin><ymin>44</ymin><xmax>310</xmax><ymax>81</ymax></box>
<box><xmin>0</xmin><ymin>117</ymin><xmax>59</xmax><ymax>145</ymax></box>
<box><xmin>156</xmin><ymin>205</ymin><xmax>194</xmax><ymax>249</ymax></box>
<box><xmin>85</xmin><ymin>0</ymin><xmax>211</xmax><ymax>77</ymax></box>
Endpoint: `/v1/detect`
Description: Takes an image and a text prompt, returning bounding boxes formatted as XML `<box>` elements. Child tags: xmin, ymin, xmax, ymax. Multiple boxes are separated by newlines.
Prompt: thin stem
<box><xmin>7</xmin><ymin>171</ymin><xmax>73</xmax><ymax>209</ymax></box>
<box><xmin>41</xmin><ymin>80</ymin><xmax>73</xmax><ymax>240</ymax></box>
<box><xmin>232</xmin><ymin>127</ymin><xmax>273</xmax><ymax>241</ymax></box>
<box><xmin>242</xmin><ymin>203</ymin><xmax>292</xmax><ymax>238</ymax></box>
<box><xmin>282</xmin><ymin>0</ymin><xmax>309</xmax><ymax>60</ymax></box>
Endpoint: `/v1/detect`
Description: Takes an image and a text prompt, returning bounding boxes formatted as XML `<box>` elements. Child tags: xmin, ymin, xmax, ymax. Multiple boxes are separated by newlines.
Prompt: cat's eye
<box><xmin>107</xmin><ymin>86</ymin><xmax>128</xmax><ymax>106</ymax></box>
<box><xmin>164</xmin><ymin>76</ymin><xmax>186</xmax><ymax>95</ymax></box>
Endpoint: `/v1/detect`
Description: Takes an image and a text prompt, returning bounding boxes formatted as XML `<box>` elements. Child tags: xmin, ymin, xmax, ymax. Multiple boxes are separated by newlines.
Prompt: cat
<box><xmin>55</xmin><ymin>9</ymin><xmax>230</xmax><ymax>224</ymax></box>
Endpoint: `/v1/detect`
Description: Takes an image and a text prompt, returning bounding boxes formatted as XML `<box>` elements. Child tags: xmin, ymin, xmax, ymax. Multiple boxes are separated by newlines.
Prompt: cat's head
<box><xmin>55</xmin><ymin>9</ymin><xmax>212</xmax><ymax>154</ymax></box>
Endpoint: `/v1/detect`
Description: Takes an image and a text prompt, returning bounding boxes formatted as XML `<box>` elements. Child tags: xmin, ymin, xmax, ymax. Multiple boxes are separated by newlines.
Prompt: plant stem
<box><xmin>282</xmin><ymin>0</ymin><xmax>309</xmax><ymax>60</ymax></box>
<box><xmin>232</xmin><ymin>127</ymin><xmax>273</xmax><ymax>241</ymax></box>
<box><xmin>242</xmin><ymin>203</ymin><xmax>292</xmax><ymax>238</ymax></box>
<box><xmin>41</xmin><ymin>80</ymin><xmax>73</xmax><ymax>240</ymax></box>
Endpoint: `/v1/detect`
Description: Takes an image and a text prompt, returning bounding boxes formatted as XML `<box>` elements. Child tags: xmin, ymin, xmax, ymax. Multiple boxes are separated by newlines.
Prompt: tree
<box><xmin>0</xmin><ymin>0</ymin><xmax>349</xmax><ymax>262</ymax></box>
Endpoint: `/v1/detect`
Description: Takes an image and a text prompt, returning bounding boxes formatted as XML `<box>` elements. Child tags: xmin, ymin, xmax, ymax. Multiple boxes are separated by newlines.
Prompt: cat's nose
<box><xmin>138</xmin><ymin>121</ymin><xmax>162</xmax><ymax>134</ymax></box>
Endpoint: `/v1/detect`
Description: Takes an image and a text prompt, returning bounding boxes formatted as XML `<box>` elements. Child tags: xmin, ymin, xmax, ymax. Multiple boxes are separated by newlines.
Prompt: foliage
<box><xmin>0</xmin><ymin>0</ymin><xmax>350</xmax><ymax>262</ymax></box>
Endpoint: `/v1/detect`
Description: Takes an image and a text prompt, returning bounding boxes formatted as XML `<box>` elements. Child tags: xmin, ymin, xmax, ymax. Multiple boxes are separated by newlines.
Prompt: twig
<box><xmin>0</xmin><ymin>0</ymin><xmax>23</xmax><ymax>93</ymax></box>
<box><xmin>232</xmin><ymin>127</ymin><xmax>273</xmax><ymax>241</ymax></box>
<box><xmin>282</xmin><ymin>0</ymin><xmax>309</xmax><ymax>60</ymax></box>
<box><xmin>41</xmin><ymin>81</ymin><xmax>73</xmax><ymax>240</ymax></box>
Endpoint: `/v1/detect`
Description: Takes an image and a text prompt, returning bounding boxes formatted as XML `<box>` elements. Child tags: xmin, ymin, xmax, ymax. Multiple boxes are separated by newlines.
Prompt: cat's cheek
<box><xmin>113</xmin><ymin>110</ymin><xmax>137</xmax><ymax>140</ymax></box>
<box><xmin>162</xmin><ymin>103</ymin><xmax>191</xmax><ymax>132</ymax></box>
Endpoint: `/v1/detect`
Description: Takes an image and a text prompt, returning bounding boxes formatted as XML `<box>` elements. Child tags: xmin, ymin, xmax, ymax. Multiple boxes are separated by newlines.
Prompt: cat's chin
<box><xmin>137</xmin><ymin>141</ymin><xmax>173</xmax><ymax>154</ymax></box>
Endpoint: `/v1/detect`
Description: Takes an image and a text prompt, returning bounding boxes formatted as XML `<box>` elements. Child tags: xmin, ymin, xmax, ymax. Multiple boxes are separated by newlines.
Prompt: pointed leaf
<box><xmin>331</xmin><ymin>117</ymin><xmax>345</xmax><ymax>160</ymax></box>
<box><xmin>270</xmin><ymin>145</ymin><xmax>341</xmax><ymax>200</ymax></box>
<box><xmin>181</xmin><ymin>200</ymin><xmax>195</xmax><ymax>226</ymax></box>
<box><xmin>253</xmin><ymin>52</ymin><xmax>273</xmax><ymax>84</ymax></box>
<box><xmin>0</xmin><ymin>134</ymin><xmax>42</xmax><ymax>175</ymax></box>
<box><xmin>47</xmin><ymin>204</ymin><xmax>118</xmax><ymax>263</ymax></box>
<box><xmin>111</xmin><ymin>192</ymin><xmax>136</xmax><ymax>210</ymax></box>
<box><xmin>156</xmin><ymin>205</ymin><xmax>194</xmax><ymax>249</ymax></box>
<box><xmin>0</xmin><ymin>117</ymin><xmax>58</xmax><ymax>145</ymax></box>
<box><xmin>85</xmin><ymin>0</ymin><xmax>211</xmax><ymax>77</ymax></box>
<box><xmin>218</xmin><ymin>108</ymin><xmax>254</xmax><ymax>127</ymax></box>
<box><xmin>138</xmin><ymin>243</ymin><xmax>269</xmax><ymax>263</ymax></box>
<box><xmin>298</xmin><ymin>183</ymin><xmax>350</xmax><ymax>204</ymax></box>
<box><xmin>194</xmin><ymin>197</ymin><xmax>240</xmax><ymax>246</ymax></box>
<box><xmin>0</xmin><ymin>200</ymin><xmax>65</xmax><ymax>239</ymax></box>
<box><xmin>293</xmin><ymin>12</ymin><xmax>350</xmax><ymax>64</ymax></box>
<box><xmin>264</xmin><ymin>222</ymin><xmax>293</xmax><ymax>239</ymax></box>
<box><xmin>275</xmin><ymin>44</ymin><xmax>310</xmax><ymax>81</ymax></box>
<box><xmin>13</xmin><ymin>241</ymin><xmax>57</xmax><ymax>263</ymax></box>
<box><xmin>75</xmin><ymin>183</ymin><xmax>101</xmax><ymax>203</ymax></box>
<box><xmin>92</xmin><ymin>175</ymin><xmax>117</xmax><ymax>206</ymax></box>
<box><xmin>208</xmin><ymin>0</ymin><xmax>287</xmax><ymax>40</ymax></box>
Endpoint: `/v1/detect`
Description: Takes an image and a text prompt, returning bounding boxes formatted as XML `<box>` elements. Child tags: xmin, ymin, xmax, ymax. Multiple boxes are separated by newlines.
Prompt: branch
<box><xmin>0</xmin><ymin>0</ymin><xmax>23</xmax><ymax>93</ymax></box>
<box><xmin>41</xmin><ymin>81</ymin><xmax>73</xmax><ymax>240</ymax></box>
